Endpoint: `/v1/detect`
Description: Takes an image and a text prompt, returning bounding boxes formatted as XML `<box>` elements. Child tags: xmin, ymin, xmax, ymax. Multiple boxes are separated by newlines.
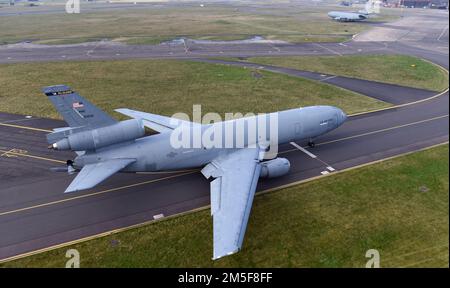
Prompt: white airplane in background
<box><xmin>328</xmin><ymin>0</ymin><xmax>381</xmax><ymax>22</ymax></box>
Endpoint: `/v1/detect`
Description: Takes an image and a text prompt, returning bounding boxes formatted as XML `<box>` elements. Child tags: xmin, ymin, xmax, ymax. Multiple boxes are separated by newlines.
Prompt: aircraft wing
<box><xmin>201</xmin><ymin>148</ymin><xmax>262</xmax><ymax>260</ymax></box>
<box><xmin>115</xmin><ymin>108</ymin><xmax>198</xmax><ymax>133</ymax></box>
<box><xmin>65</xmin><ymin>158</ymin><xmax>136</xmax><ymax>193</ymax></box>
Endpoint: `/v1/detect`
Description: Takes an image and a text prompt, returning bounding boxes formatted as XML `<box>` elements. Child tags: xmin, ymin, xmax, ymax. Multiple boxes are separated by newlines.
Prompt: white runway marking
<box><xmin>153</xmin><ymin>213</ymin><xmax>164</xmax><ymax>220</ymax></box>
<box><xmin>437</xmin><ymin>25</ymin><xmax>449</xmax><ymax>42</ymax></box>
<box><xmin>313</xmin><ymin>43</ymin><xmax>343</xmax><ymax>56</ymax></box>
<box><xmin>320</xmin><ymin>75</ymin><xmax>338</xmax><ymax>82</ymax></box>
<box><xmin>267</xmin><ymin>42</ymin><xmax>281</xmax><ymax>52</ymax></box>
<box><xmin>182</xmin><ymin>39</ymin><xmax>189</xmax><ymax>54</ymax></box>
<box><xmin>290</xmin><ymin>142</ymin><xmax>317</xmax><ymax>158</ymax></box>
<box><xmin>321</xmin><ymin>171</ymin><xmax>330</xmax><ymax>175</ymax></box>
<box><xmin>326</xmin><ymin>166</ymin><xmax>335</xmax><ymax>172</ymax></box>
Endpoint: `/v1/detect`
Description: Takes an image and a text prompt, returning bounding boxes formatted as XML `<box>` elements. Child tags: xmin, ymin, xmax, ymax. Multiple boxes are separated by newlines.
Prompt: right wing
<box><xmin>65</xmin><ymin>158</ymin><xmax>136</xmax><ymax>193</ymax></box>
<box><xmin>201</xmin><ymin>148</ymin><xmax>262</xmax><ymax>260</ymax></box>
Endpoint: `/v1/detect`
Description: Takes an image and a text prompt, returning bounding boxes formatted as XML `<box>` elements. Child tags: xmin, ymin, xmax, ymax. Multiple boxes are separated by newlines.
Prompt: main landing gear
<box><xmin>308</xmin><ymin>139</ymin><xmax>315</xmax><ymax>148</ymax></box>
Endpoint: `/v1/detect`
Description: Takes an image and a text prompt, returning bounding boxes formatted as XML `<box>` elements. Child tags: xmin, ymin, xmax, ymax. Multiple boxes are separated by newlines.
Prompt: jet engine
<box><xmin>51</xmin><ymin>119</ymin><xmax>145</xmax><ymax>151</ymax></box>
<box><xmin>260</xmin><ymin>158</ymin><xmax>290</xmax><ymax>178</ymax></box>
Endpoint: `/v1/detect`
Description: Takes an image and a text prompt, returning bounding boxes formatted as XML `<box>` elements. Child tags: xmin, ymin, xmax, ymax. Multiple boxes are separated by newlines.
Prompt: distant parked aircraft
<box><xmin>328</xmin><ymin>0</ymin><xmax>380</xmax><ymax>22</ymax></box>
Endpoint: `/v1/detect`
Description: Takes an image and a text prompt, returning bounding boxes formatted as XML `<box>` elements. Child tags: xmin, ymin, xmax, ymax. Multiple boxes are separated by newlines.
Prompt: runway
<box><xmin>0</xmin><ymin>9</ymin><xmax>448</xmax><ymax>262</ymax></box>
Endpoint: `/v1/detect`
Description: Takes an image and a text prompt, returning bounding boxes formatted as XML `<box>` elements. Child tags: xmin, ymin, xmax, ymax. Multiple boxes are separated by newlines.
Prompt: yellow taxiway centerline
<box><xmin>279</xmin><ymin>114</ymin><xmax>449</xmax><ymax>155</ymax></box>
<box><xmin>0</xmin><ymin>114</ymin><xmax>448</xmax><ymax>218</ymax></box>
<box><xmin>0</xmin><ymin>141</ymin><xmax>447</xmax><ymax>264</ymax></box>
<box><xmin>2</xmin><ymin>114</ymin><xmax>448</xmax><ymax>166</ymax></box>
<box><xmin>0</xmin><ymin>149</ymin><xmax>66</xmax><ymax>164</ymax></box>
<box><xmin>0</xmin><ymin>122</ymin><xmax>52</xmax><ymax>133</ymax></box>
<box><xmin>0</xmin><ymin>61</ymin><xmax>448</xmax><ymax>263</ymax></box>
<box><xmin>0</xmin><ymin>171</ymin><xmax>198</xmax><ymax>217</ymax></box>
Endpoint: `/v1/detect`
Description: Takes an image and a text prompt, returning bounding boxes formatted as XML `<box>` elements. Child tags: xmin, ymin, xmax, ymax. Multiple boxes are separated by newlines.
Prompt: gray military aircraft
<box><xmin>43</xmin><ymin>84</ymin><xmax>347</xmax><ymax>260</ymax></box>
<box><xmin>328</xmin><ymin>10</ymin><xmax>370</xmax><ymax>21</ymax></box>
<box><xmin>328</xmin><ymin>0</ymin><xmax>379</xmax><ymax>22</ymax></box>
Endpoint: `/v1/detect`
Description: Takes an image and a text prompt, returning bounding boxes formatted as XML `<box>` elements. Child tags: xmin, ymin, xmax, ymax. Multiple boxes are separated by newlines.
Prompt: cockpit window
<box><xmin>320</xmin><ymin>118</ymin><xmax>334</xmax><ymax>125</ymax></box>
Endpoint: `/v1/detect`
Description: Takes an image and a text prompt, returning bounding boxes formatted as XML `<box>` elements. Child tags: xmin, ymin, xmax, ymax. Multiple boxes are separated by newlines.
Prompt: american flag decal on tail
<box><xmin>72</xmin><ymin>102</ymin><xmax>84</xmax><ymax>109</ymax></box>
<box><xmin>42</xmin><ymin>84</ymin><xmax>117</xmax><ymax>128</ymax></box>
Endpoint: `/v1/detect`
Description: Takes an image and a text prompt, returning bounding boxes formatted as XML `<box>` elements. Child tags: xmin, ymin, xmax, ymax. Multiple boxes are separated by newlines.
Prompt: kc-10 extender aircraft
<box><xmin>328</xmin><ymin>0</ymin><xmax>380</xmax><ymax>22</ymax></box>
<box><xmin>43</xmin><ymin>85</ymin><xmax>347</xmax><ymax>260</ymax></box>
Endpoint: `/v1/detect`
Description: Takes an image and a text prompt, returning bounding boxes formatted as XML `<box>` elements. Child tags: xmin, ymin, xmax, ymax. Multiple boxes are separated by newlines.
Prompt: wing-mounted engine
<box><xmin>49</xmin><ymin>119</ymin><xmax>145</xmax><ymax>151</ymax></box>
<box><xmin>259</xmin><ymin>157</ymin><xmax>290</xmax><ymax>178</ymax></box>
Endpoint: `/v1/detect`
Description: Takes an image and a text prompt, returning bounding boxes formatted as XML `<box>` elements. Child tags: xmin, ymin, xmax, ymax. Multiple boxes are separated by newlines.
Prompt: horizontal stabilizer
<box><xmin>65</xmin><ymin>158</ymin><xmax>135</xmax><ymax>193</ymax></box>
<box><xmin>46</xmin><ymin>126</ymin><xmax>84</xmax><ymax>144</ymax></box>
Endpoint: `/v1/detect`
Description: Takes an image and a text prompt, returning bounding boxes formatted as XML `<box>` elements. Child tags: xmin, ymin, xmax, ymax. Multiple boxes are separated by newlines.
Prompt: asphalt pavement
<box><xmin>0</xmin><ymin>8</ymin><xmax>448</xmax><ymax>262</ymax></box>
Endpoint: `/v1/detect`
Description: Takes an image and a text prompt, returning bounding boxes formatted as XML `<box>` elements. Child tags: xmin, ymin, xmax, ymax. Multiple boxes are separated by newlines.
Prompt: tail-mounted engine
<box><xmin>50</xmin><ymin>119</ymin><xmax>145</xmax><ymax>151</ymax></box>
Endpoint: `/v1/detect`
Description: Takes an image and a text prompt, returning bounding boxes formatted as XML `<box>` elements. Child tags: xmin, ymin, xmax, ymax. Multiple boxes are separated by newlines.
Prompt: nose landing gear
<box><xmin>67</xmin><ymin>160</ymin><xmax>76</xmax><ymax>174</ymax></box>
<box><xmin>308</xmin><ymin>139</ymin><xmax>315</xmax><ymax>148</ymax></box>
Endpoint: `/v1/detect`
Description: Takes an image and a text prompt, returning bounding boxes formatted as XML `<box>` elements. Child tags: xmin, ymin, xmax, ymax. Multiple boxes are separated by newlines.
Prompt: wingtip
<box><xmin>64</xmin><ymin>187</ymin><xmax>78</xmax><ymax>193</ymax></box>
<box><xmin>212</xmin><ymin>249</ymin><xmax>240</xmax><ymax>261</ymax></box>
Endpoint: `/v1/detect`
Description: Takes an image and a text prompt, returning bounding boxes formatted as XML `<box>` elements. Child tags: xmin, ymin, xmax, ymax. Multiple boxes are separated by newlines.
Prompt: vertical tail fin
<box><xmin>42</xmin><ymin>85</ymin><xmax>116</xmax><ymax>129</ymax></box>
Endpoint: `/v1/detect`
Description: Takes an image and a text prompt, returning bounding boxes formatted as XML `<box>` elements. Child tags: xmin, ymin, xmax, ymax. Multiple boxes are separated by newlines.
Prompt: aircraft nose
<box><xmin>335</xmin><ymin>107</ymin><xmax>347</xmax><ymax>126</ymax></box>
<box><xmin>337</xmin><ymin>108</ymin><xmax>347</xmax><ymax>125</ymax></box>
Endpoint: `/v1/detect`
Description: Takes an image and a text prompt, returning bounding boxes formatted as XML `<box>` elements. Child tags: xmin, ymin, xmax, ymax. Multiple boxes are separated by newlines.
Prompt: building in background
<box><xmin>385</xmin><ymin>0</ymin><xmax>448</xmax><ymax>8</ymax></box>
<box><xmin>0</xmin><ymin>0</ymin><xmax>15</xmax><ymax>6</ymax></box>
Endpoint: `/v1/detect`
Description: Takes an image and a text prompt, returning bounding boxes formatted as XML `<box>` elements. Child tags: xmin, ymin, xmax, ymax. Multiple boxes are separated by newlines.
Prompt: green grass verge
<box><xmin>247</xmin><ymin>55</ymin><xmax>449</xmax><ymax>92</ymax></box>
<box><xmin>0</xmin><ymin>5</ymin><xmax>393</xmax><ymax>45</ymax></box>
<box><xmin>0</xmin><ymin>59</ymin><xmax>388</xmax><ymax>119</ymax></box>
<box><xmin>2</xmin><ymin>144</ymin><xmax>448</xmax><ymax>268</ymax></box>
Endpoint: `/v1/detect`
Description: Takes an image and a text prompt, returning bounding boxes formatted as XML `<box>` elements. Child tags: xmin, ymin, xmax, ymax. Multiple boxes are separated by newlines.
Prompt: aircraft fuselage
<box><xmin>328</xmin><ymin>11</ymin><xmax>368</xmax><ymax>22</ymax></box>
<box><xmin>73</xmin><ymin>106</ymin><xmax>347</xmax><ymax>172</ymax></box>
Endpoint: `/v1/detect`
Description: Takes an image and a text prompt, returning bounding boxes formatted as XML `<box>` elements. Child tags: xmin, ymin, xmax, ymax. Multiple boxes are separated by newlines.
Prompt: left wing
<box><xmin>65</xmin><ymin>158</ymin><xmax>136</xmax><ymax>193</ymax></box>
<box><xmin>201</xmin><ymin>148</ymin><xmax>262</xmax><ymax>260</ymax></box>
<box><xmin>115</xmin><ymin>108</ymin><xmax>200</xmax><ymax>133</ymax></box>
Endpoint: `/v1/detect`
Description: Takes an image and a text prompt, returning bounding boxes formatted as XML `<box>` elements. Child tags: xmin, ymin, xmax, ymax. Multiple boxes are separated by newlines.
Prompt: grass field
<box><xmin>2</xmin><ymin>144</ymin><xmax>447</xmax><ymax>268</ymax></box>
<box><xmin>0</xmin><ymin>59</ymin><xmax>388</xmax><ymax>119</ymax></box>
<box><xmin>247</xmin><ymin>55</ymin><xmax>449</xmax><ymax>92</ymax></box>
<box><xmin>0</xmin><ymin>4</ymin><xmax>399</xmax><ymax>45</ymax></box>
